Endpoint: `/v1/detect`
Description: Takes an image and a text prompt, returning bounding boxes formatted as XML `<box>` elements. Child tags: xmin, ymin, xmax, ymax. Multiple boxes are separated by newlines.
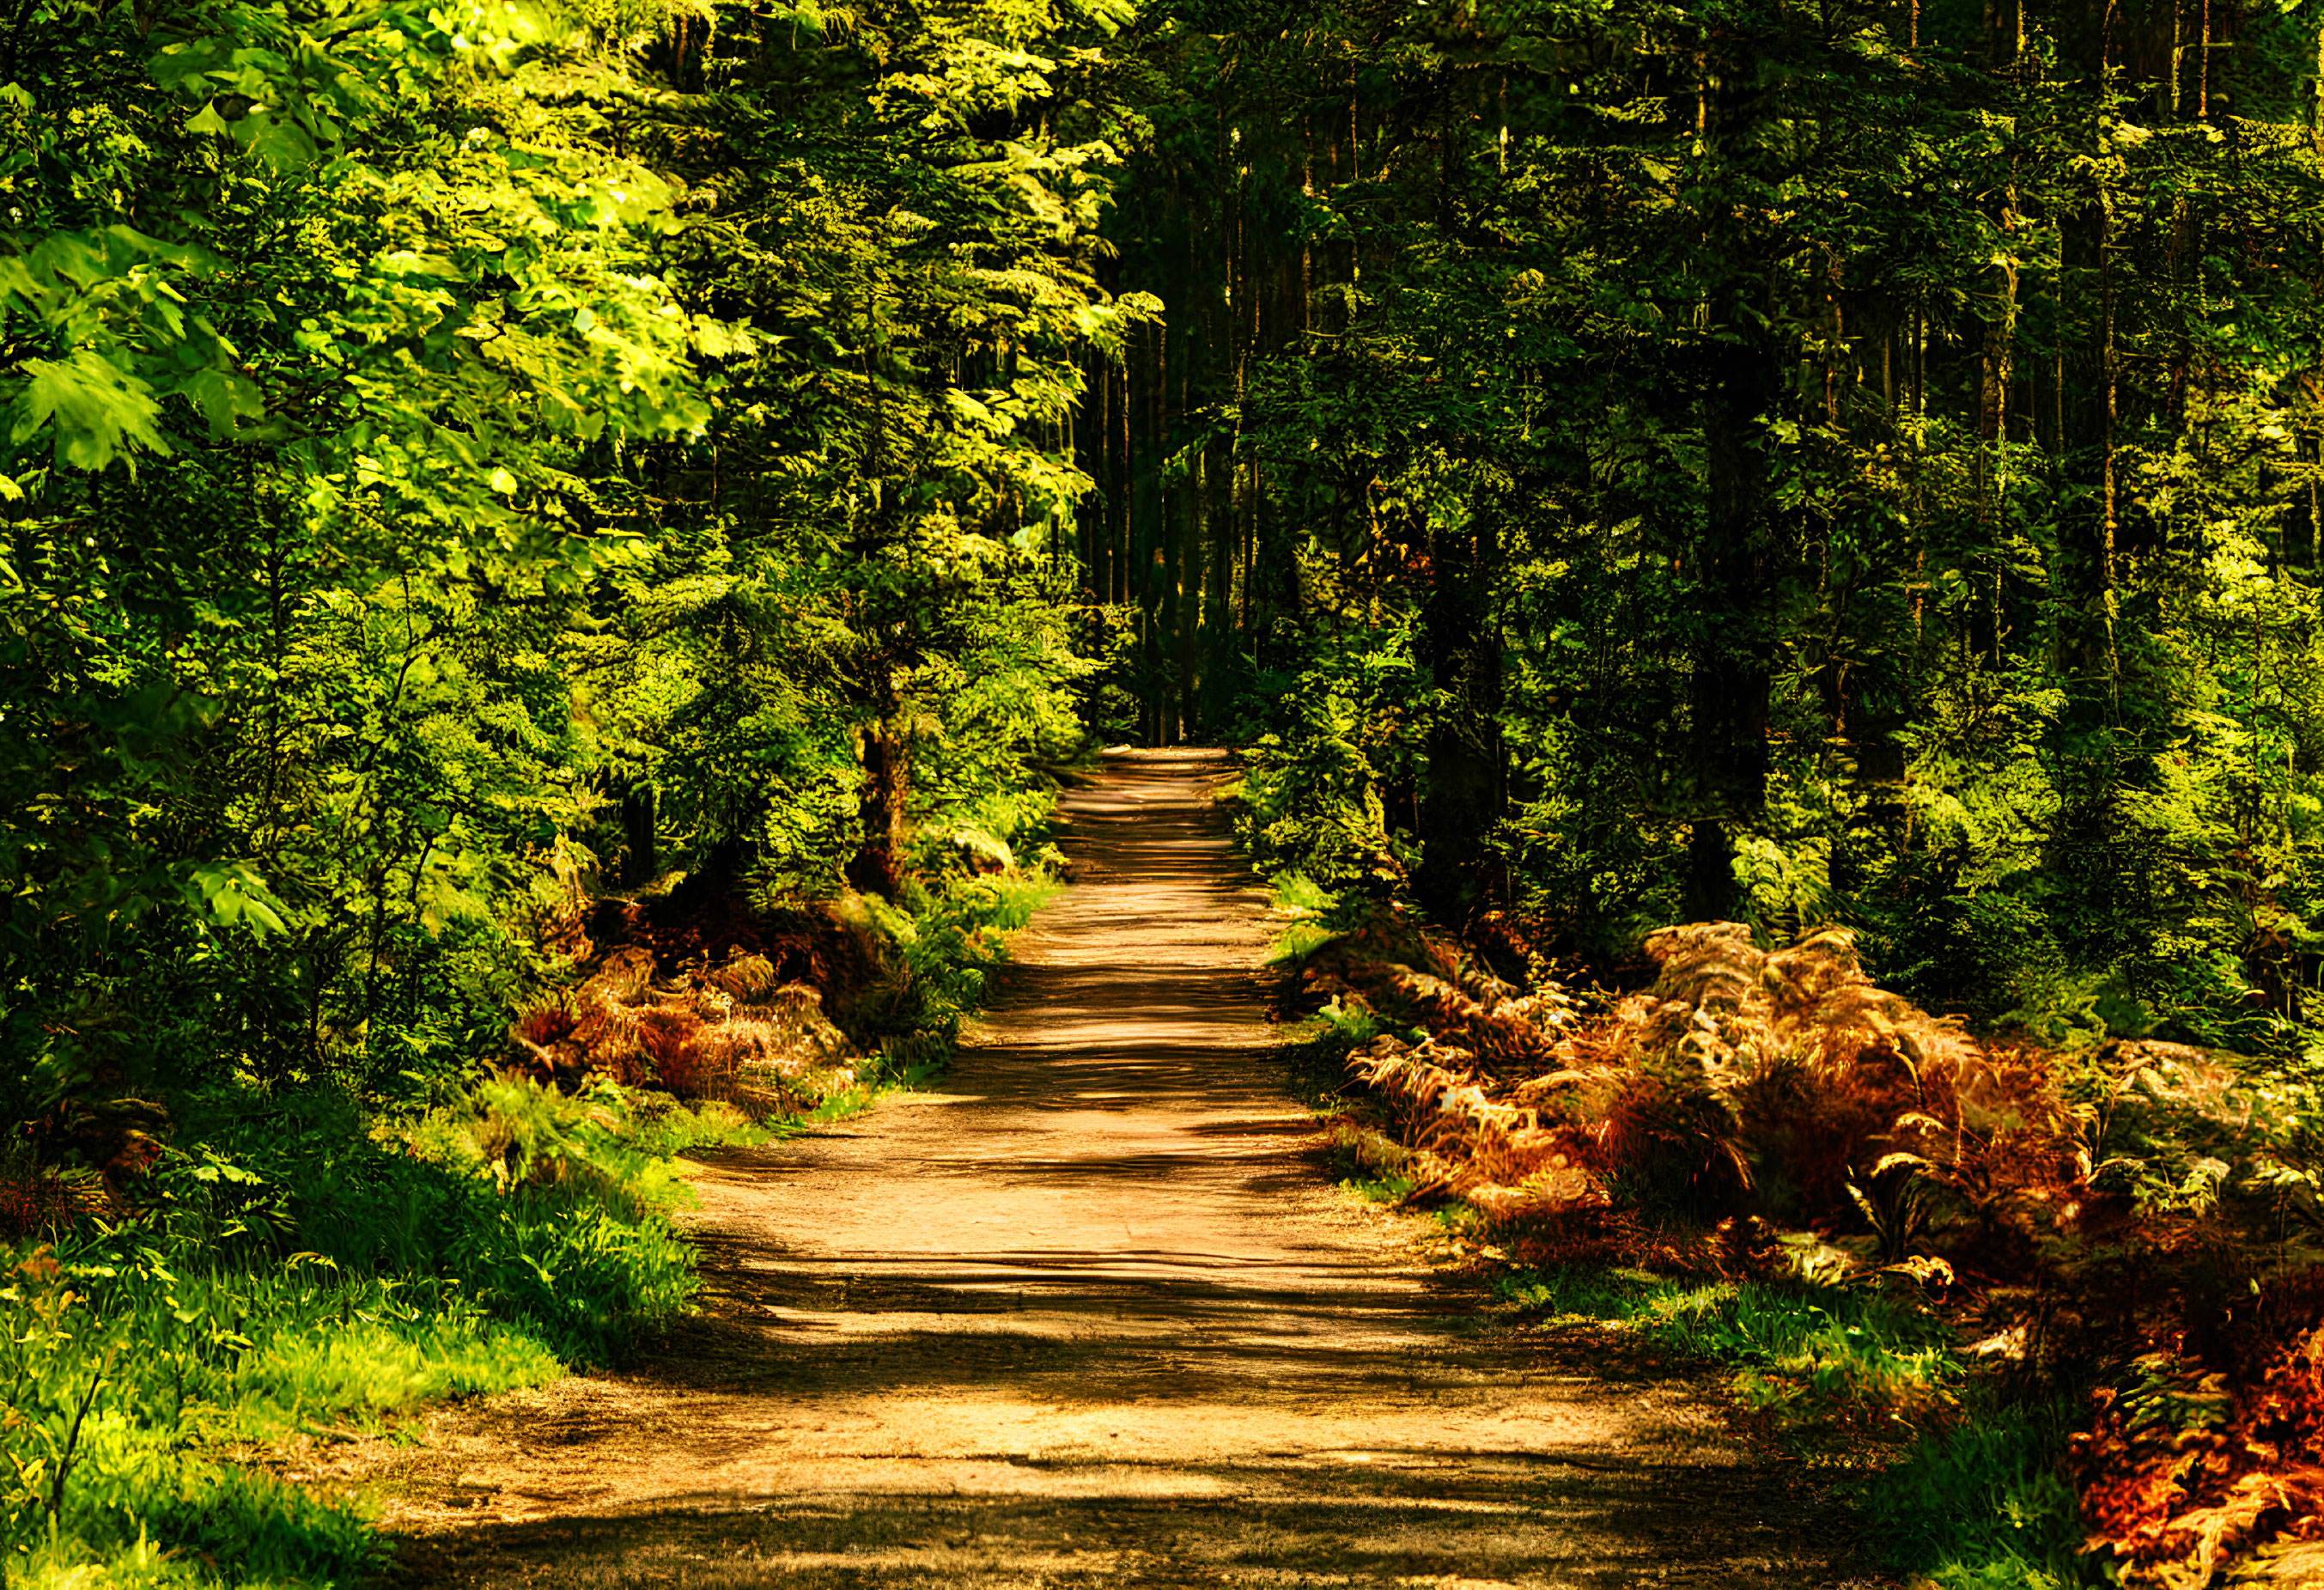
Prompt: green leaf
<box><xmin>183</xmin><ymin>861</ymin><xmax>292</xmax><ymax>936</ymax></box>
<box><xmin>182</xmin><ymin>366</ymin><xmax>266</xmax><ymax>438</ymax></box>
<box><xmin>11</xmin><ymin>350</ymin><xmax>173</xmax><ymax>471</ymax></box>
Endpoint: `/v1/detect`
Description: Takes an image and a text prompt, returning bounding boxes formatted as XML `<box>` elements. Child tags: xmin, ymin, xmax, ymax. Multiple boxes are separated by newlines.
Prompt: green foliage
<box><xmin>0</xmin><ymin>0</ymin><xmax>1152</xmax><ymax>1576</ymax></box>
<box><xmin>0</xmin><ymin>0</ymin><xmax>1133</xmax><ymax>1116</ymax></box>
<box><xmin>1224</xmin><ymin>631</ymin><xmax>1421</xmax><ymax>895</ymax></box>
<box><xmin>0</xmin><ymin>1234</ymin><xmax>559</xmax><ymax>1582</ymax></box>
<box><xmin>1119</xmin><ymin>0</ymin><xmax>2324</xmax><ymax>1069</ymax></box>
<box><xmin>831</xmin><ymin>868</ymin><xmax>1061</xmax><ymax>1048</ymax></box>
<box><xmin>0</xmin><ymin>1</ymin><xmax>1126</xmax><ymax>1574</ymax></box>
<box><xmin>175</xmin><ymin>1078</ymin><xmax>703</xmax><ymax>1359</ymax></box>
<box><xmin>1262</xmin><ymin>879</ymin><xmax>1365</xmax><ymax>967</ymax></box>
<box><xmin>1863</xmin><ymin>1398</ymin><xmax>2090</xmax><ymax>1589</ymax></box>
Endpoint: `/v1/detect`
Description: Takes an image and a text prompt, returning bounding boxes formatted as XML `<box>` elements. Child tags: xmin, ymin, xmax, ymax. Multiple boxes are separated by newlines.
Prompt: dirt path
<box><xmin>382</xmin><ymin>749</ymin><xmax>1882</xmax><ymax>1589</ymax></box>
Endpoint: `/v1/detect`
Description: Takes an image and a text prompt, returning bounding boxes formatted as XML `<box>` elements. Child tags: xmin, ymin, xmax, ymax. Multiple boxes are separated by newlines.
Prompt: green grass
<box><xmin>787</xmin><ymin>1041</ymin><xmax>952</xmax><ymax>1126</ymax></box>
<box><xmin>8</xmin><ymin>1465</ymin><xmax>380</xmax><ymax>1590</ymax></box>
<box><xmin>1492</xmin><ymin>1264</ymin><xmax>1962</xmax><ymax>1432</ymax></box>
<box><xmin>626</xmin><ymin>1094</ymin><xmax>775</xmax><ymax>1158</ymax></box>
<box><xmin>1487</xmin><ymin>1264</ymin><xmax>2093</xmax><ymax>1585</ymax></box>
<box><xmin>1860</xmin><ymin>1395</ymin><xmax>2090</xmax><ymax>1588</ymax></box>
<box><xmin>842</xmin><ymin>869</ymin><xmax>1061</xmax><ymax>1055</ymax></box>
<box><xmin>1276</xmin><ymin>1016</ymin><xmax>1383</xmax><ymax>1114</ymax></box>
<box><xmin>1</xmin><ymin>1237</ymin><xmax>563</xmax><ymax>1587</ymax></box>
<box><xmin>1318</xmin><ymin>1118</ymin><xmax>1419</xmax><ymax>1203</ymax></box>
<box><xmin>0</xmin><ymin>1078</ymin><xmax>777</xmax><ymax>1587</ymax></box>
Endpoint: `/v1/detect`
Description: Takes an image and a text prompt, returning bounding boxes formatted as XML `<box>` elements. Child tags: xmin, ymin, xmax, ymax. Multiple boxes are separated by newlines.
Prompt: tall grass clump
<box><xmin>1865</xmin><ymin>1397</ymin><xmax>2087</xmax><ymax>1589</ymax></box>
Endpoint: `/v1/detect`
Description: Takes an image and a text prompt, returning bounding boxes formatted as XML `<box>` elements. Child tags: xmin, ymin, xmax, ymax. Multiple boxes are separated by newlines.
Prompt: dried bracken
<box><xmin>2070</xmin><ymin>1281</ymin><xmax>2324</xmax><ymax>1588</ymax></box>
<box><xmin>0</xmin><ymin>1158</ymin><xmax>105</xmax><ymax>1240</ymax></box>
<box><xmin>1318</xmin><ymin>917</ymin><xmax>2082</xmax><ymax>1245</ymax></box>
<box><xmin>1315</xmin><ymin>911</ymin><xmax>2324</xmax><ymax>1583</ymax></box>
<box><xmin>501</xmin><ymin>869</ymin><xmax>920</xmax><ymax>1119</ymax></box>
<box><xmin>508</xmin><ymin>944</ymin><xmax>855</xmax><ymax>1116</ymax></box>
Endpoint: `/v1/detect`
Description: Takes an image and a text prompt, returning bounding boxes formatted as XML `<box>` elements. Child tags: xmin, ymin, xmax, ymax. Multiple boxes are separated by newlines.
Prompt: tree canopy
<box><xmin>0</xmin><ymin>0</ymin><xmax>1141</xmax><ymax>1112</ymax></box>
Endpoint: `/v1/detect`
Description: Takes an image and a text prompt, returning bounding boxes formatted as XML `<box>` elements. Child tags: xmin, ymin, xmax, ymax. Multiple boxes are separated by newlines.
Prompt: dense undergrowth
<box><xmin>1262</xmin><ymin>865</ymin><xmax>2324</xmax><ymax>1590</ymax></box>
<box><xmin>0</xmin><ymin>1094</ymin><xmax>688</xmax><ymax>1587</ymax></box>
<box><xmin>1</xmin><ymin>836</ymin><xmax>1062</xmax><ymax>1588</ymax></box>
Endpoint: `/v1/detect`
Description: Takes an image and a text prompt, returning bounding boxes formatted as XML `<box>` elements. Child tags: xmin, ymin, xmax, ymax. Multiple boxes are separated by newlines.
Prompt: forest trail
<box><xmin>381</xmin><ymin>750</ymin><xmax>1877</xmax><ymax>1589</ymax></box>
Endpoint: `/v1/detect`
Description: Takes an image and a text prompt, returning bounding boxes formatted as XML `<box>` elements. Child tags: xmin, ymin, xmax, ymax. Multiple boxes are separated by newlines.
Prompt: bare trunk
<box><xmin>620</xmin><ymin>782</ymin><xmax>659</xmax><ymax>888</ymax></box>
<box><xmin>846</xmin><ymin>663</ymin><xmax>911</xmax><ymax>899</ymax></box>
<box><xmin>1414</xmin><ymin>499</ymin><xmax>1506</xmax><ymax>925</ymax></box>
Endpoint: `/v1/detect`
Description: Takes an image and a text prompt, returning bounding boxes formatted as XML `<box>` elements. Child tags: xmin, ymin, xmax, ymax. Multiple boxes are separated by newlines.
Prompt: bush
<box><xmin>1221</xmin><ymin>633</ymin><xmax>1422</xmax><ymax>895</ymax></box>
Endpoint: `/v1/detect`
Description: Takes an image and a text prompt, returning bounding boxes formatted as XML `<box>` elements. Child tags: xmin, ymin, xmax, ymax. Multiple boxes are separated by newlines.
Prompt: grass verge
<box><xmin>1485</xmin><ymin>1264</ymin><xmax>2088</xmax><ymax>1587</ymax></box>
<box><xmin>1489</xmin><ymin>1264</ymin><xmax>1962</xmax><ymax>1439</ymax></box>
<box><xmin>0</xmin><ymin>1087</ymin><xmax>762</xmax><ymax>1588</ymax></box>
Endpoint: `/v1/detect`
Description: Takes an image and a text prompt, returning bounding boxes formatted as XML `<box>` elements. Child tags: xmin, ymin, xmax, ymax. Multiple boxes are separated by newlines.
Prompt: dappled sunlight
<box><xmin>393</xmin><ymin>1455</ymin><xmax>1828</xmax><ymax>1588</ymax></box>
<box><xmin>381</xmin><ymin>752</ymin><xmax>1872</xmax><ymax>1589</ymax></box>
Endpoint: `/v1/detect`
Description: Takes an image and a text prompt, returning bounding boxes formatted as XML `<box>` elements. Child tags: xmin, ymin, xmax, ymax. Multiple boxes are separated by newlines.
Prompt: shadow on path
<box><xmin>382</xmin><ymin>749</ymin><xmax>1885</xmax><ymax>1590</ymax></box>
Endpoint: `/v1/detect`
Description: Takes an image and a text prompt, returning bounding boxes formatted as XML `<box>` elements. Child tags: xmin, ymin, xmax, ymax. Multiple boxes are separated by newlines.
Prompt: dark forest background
<box><xmin>1089</xmin><ymin>0</ymin><xmax>2324</xmax><ymax>1057</ymax></box>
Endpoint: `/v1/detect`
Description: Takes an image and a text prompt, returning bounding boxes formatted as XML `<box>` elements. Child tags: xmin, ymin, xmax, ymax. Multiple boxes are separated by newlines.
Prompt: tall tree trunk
<box><xmin>1179</xmin><ymin>450</ymin><xmax>1202</xmax><ymax>739</ymax></box>
<box><xmin>619</xmin><ymin>779</ymin><xmax>659</xmax><ymax>887</ymax></box>
<box><xmin>1414</xmin><ymin>498</ymin><xmax>1506</xmax><ymax>924</ymax></box>
<box><xmin>1682</xmin><ymin>34</ymin><xmax>1784</xmax><ymax>924</ymax></box>
<box><xmin>1205</xmin><ymin>430</ymin><xmax>1235</xmax><ymax>727</ymax></box>
<box><xmin>2097</xmin><ymin>120</ymin><xmax>2120</xmax><ymax>685</ymax></box>
<box><xmin>1972</xmin><ymin>0</ymin><xmax>2023</xmax><ymax>664</ymax></box>
<box><xmin>1159</xmin><ymin>446</ymin><xmax>1183</xmax><ymax>745</ymax></box>
<box><xmin>1687</xmin><ymin>328</ymin><xmax>1780</xmax><ymax>923</ymax></box>
<box><xmin>1092</xmin><ymin>354</ymin><xmax>1114</xmax><ymax>604</ymax></box>
<box><xmin>845</xmin><ymin>656</ymin><xmax>910</xmax><ymax>899</ymax></box>
<box><xmin>1116</xmin><ymin>358</ymin><xmax>1132</xmax><ymax>606</ymax></box>
<box><xmin>1136</xmin><ymin>320</ymin><xmax>1165</xmax><ymax>742</ymax></box>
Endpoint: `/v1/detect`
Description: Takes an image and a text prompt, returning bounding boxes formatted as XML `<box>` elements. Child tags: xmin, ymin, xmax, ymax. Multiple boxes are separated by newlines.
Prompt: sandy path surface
<box><xmin>381</xmin><ymin>749</ymin><xmax>1881</xmax><ymax>1588</ymax></box>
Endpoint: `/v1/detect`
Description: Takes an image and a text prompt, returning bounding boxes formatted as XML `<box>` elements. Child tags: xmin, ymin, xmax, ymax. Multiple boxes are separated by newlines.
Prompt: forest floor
<box><xmin>344</xmin><ymin>748</ymin><xmax>1891</xmax><ymax>1589</ymax></box>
